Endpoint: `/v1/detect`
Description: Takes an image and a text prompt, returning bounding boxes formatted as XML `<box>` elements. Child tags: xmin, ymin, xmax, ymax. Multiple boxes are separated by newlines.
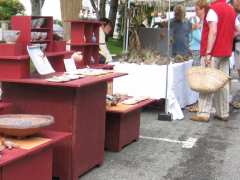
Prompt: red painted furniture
<box><xmin>0</xmin><ymin>102</ymin><xmax>12</xmax><ymax>115</ymax></box>
<box><xmin>0</xmin><ymin>16</ymin><xmax>70</xmax><ymax>79</ymax></box>
<box><xmin>11</xmin><ymin>16</ymin><xmax>54</xmax><ymax>53</ymax></box>
<box><xmin>0</xmin><ymin>72</ymin><xmax>126</xmax><ymax>180</ymax></box>
<box><xmin>105</xmin><ymin>99</ymin><xmax>155</xmax><ymax>152</ymax></box>
<box><xmin>0</xmin><ymin>130</ymin><xmax>70</xmax><ymax>180</ymax></box>
<box><xmin>68</xmin><ymin>20</ymin><xmax>101</xmax><ymax>67</ymax></box>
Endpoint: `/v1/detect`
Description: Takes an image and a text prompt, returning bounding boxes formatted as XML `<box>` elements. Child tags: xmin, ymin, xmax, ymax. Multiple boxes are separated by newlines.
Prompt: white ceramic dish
<box><xmin>3</xmin><ymin>30</ymin><xmax>20</xmax><ymax>44</ymax></box>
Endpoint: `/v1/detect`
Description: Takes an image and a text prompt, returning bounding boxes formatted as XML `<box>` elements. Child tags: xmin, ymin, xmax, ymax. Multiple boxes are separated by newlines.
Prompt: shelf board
<box><xmin>0</xmin><ymin>51</ymin><xmax>73</xmax><ymax>60</ymax></box>
<box><xmin>69</xmin><ymin>43</ymin><xmax>99</xmax><ymax>46</ymax></box>
<box><xmin>31</xmin><ymin>16</ymin><xmax>52</xmax><ymax>19</ymax></box>
<box><xmin>31</xmin><ymin>28</ymin><xmax>51</xmax><ymax>32</ymax></box>
<box><xmin>67</xmin><ymin>19</ymin><xmax>102</xmax><ymax>25</ymax></box>
<box><xmin>0</xmin><ymin>55</ymin><xmax>29</xmax><ymax>61</ymax></box>
<box><xmin>46</xmin><ymin>51</ymin><xmax>72</xmax><ymax>57</ymax></box>
<box><xmin>31</xmin><ymin>40</ymin><xmax>51</xmax><ymax>43</ymax></box>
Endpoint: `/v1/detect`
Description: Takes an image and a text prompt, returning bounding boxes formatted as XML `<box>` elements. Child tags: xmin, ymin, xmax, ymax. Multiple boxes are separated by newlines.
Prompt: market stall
<box><xmin>111</xmin><ymin>60</ymin><xmax>198</xmax><ymax>120</ymax></box>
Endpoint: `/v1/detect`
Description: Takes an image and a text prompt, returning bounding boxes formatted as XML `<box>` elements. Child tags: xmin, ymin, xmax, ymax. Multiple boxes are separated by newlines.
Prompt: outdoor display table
<box><xmin>0</xmin><ymin>72</ymin><xmax>125</xmax><ymax>180</ymax></box>
<box><xmin>105</xmin><ymin>99</ymin><xmax>155</xmax><ymax>152</ymax></box>
<box><xmin>111</xmin><ymin>61</ymin><xmax>198</xmax><ymax>120</ymax></box>
<box><xmin>0</xmin><ymin>130</ymin><xmax>70</xmax><ymax>180</ymax></box>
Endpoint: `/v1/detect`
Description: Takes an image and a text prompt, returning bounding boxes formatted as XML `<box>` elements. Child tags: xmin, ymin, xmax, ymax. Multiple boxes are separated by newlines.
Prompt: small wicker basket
<box><xmin>187</xmin><ymin>66</ymin><xmax>230</xmax><ymax>93</ymax></box>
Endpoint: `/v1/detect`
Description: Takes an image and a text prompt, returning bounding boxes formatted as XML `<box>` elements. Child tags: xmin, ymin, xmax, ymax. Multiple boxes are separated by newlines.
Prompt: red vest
<box><xmin>200</xmin><ymin>0</ymin><xmax>236</xmax><ymax>57</ymax></box>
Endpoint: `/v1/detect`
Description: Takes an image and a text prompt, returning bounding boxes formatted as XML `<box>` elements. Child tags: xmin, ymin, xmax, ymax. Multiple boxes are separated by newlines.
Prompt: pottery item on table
<box><xmin>40</xmin><ymin>32</ymin><xmax>48</xmax><ymax>40</ymax></box>
<box><xmin>3</xmin><ymin>140</ymin><xmax>19</xmax><ymax>149</ymax></box>
<box><xmin>31</xmin><ymin>32</ymin><xmax>36</xmax><ymax>41</ymax></box>
<box><xmin>0</xmin><ymin>114</ymin><xmax>54</xmax><ymax>138</ymax></box>
<box><xmin>90</xmin><ymin>56</ymin><xmax>95</xmax><ymax>64</ymax></box>
<box><xmin>2</xmin><ymin>30</ymin><xmax>20</xmax><ymax>44</ymax></box>
<box><xmin>31</xmin><ymin>19</ymin><xmax>39</xmax><ymax>28</ymax></box>
<box><xmin>92</xmin><ymin>32</ymin><xmax>97</xmax><ymax>43</ymax></box>
<box><xmin>36</xmin><ymin>18</ymin><xmax>46</xmax><ymax>28</ymax></box>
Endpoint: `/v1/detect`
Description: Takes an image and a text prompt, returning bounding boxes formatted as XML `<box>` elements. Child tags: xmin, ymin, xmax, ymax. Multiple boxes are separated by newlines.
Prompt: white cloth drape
<box><xmin>111</xmin><ymin>60</ymin><xmax>198</xmax><ymax>120</ymax></box>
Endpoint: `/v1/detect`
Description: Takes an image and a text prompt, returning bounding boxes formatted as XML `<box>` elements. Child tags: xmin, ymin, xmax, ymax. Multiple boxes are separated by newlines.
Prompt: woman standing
<box><xmin>99</xmin><ymin>18</ymin><xmax>113</xmax><ymax>64</ymax></box>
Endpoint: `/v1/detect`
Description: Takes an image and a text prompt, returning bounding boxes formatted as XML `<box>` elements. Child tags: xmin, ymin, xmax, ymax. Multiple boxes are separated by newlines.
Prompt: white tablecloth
<box><xmin>111</xmin><ymin>60</ymin><xmax>198</xmax><ymax>120</ymax></box>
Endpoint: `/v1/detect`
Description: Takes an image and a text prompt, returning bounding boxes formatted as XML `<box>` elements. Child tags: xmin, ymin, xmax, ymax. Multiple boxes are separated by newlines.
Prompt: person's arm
<box><xmin>206</xmin><ymin>21</ymin><xmax>217</xmax><ymax>54</ymax></box>
<box><xmin>99</xmin><ymin>28</ymin><xmax>112</xmax><ymax>63</ymax></box>
<box><xmin>203</xmin><ymin>9</ymin><xmax>218</xmax><ymax>65</ymax></box>
<box><xmin>235</xmin><ymin>16</ymin><xmax>240</xmax><ymax>32</ymax></box>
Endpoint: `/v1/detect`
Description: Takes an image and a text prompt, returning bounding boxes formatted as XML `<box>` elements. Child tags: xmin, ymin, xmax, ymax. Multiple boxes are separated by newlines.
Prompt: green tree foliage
<box><xmin>0</xmin><ymin>0</ymin><xmax>25</xmax><ymax>20</ymax></box>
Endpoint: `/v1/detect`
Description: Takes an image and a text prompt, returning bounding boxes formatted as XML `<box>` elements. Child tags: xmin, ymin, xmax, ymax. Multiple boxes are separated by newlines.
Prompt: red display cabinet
<box><xmin>11</xmin><ymin>16</ymin><xmax>54</xmax><ymax>53</ymax></box>
<box><xmin>69</xmin><ymin>20</ymin><xmax>101</xmax><ymax>67</ymax></box>
<box><xmin>0</xmin><ymin>16</ymin><xmax>70</xmax><ymax>79</ymax></box>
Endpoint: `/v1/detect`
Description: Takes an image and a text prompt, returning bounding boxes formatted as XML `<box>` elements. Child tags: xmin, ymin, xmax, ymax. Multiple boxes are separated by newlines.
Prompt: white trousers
<box><xmin>198</xmin><ymin>57</ymin><xmax>230</xmax><ymax>118</ymax></box>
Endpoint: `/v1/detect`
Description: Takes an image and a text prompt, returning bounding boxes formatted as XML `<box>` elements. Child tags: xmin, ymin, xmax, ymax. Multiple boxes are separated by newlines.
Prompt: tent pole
<box><xmin>158</xmin><ymin>0</ymin><xmax>172</xmax><ymax>121</ymax></box>
<box><xmin>123</xmin><ymin>0</ymin><xmax>131</xmax><ymax>53</ymax></box>
<box><xmin>126</xmin><ymin>0</ymin><xmax>131</xmax><ymax>52</ymax></box>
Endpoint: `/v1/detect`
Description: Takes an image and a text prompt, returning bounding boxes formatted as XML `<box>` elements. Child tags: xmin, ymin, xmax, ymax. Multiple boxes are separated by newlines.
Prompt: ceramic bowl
<box><xmin>31</xmin><ymin>19</ymin><xmax>38</xmax><ymax>28</ymax></box>
<box><xmin>0</xmin><ymin>114</ymin><xmax>54</xmax><ymax>138</ymax></box>
<box><xmin>3</xmin><ymin>30</ymin><xmax>20</xmax><ymax>44</ymax></box>
<box><xmin>36</xmin><ymin>18</ymin><xmax>46</xmax><ymax>28</ymax></box>
<box><xmin>41</xmin><ymin>32</ymin><xmax>48</xmax><ymax>40</ymax></box>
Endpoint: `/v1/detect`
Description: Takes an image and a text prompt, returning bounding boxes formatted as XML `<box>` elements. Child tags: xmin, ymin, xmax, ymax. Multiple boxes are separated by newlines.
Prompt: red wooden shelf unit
<box><xmin>11</xmin><ymin>16</ymin><xmax>54</xmax><ymax>52</ymax></box>
<box><xmin>0</xmin><ymin>16</ymin><xmax>70</xmax><ymax>79</ymax></box>
<box><xmin>69</xmin><ymin>20</ymin><xmax>101</xmax><ymax>66</ymax></box>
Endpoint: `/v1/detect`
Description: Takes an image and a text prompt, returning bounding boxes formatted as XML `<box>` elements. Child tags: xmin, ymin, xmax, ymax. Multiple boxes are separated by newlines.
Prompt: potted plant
<box><xmin>0</xmin><ymin>0</ymin><xmax>25</xmax><ymax>30</ymax></box>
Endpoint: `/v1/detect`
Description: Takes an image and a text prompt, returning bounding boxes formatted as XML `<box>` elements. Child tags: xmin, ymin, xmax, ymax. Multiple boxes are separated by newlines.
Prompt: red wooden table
<box><xmin>105</xmin><ymin>99</ymin><xmax>155</xmax><ymax>152</ymax></box>
<box><xmin>0</xmin><ymin>72</ymin><xmax>125</xmax><ymax>180</ymax></box>
<box><xmin>0</xmin><ymin>130</ymin><xmax>70</xmax><ymax>180</ymax></box>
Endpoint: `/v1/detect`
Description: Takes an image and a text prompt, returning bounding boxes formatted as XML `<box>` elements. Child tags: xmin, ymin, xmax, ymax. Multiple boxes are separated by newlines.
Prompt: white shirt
<box><xmin>206</xmin><ymin>9</ymin><xmax>218</xmax><ymax>22</ymax></box>
<box><xmin>206</xmin><ymin>8</ymin><xmax>239</xmax><ymax>27</ymax></box>
<box><xmin>99</xmin><ymin>27</ymin><xmax>112</xmax><ymax>63</ymax></box>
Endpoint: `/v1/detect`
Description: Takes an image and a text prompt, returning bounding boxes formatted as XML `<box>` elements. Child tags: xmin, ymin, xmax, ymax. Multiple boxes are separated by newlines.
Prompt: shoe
<box><xmin>191</xmin><ymin>115</ymin><xmax>209</xmax><ymax>122</ymax></box>
<box><xmin>214</xmin><ymin>115</ymin><xmax>229</xmax><ymax>121</ymax></box>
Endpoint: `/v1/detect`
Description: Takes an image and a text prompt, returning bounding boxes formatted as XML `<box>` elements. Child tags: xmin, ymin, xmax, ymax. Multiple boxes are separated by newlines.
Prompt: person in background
<box><xmin>232</xmin><ymin>0</ymin><xmax>240</xmax><ymax>78</ymax></box>
<box><xmin>171</xmin><ymin>5</ymin><xmax>192</xmax><ymax>57</ymax></box>
<box><xmin>99</xmin><ymin>18</ymin><xmax>113</xmax><ymax>64</ymax></box>
<box><xmin>190</xmin><ymin>0</ymin><xmax>208</xmax><ymax>66</ymax></box>
<box><xmin>191</xmin><ymin>0</ymin><xmax>237</xmax><ymax>122</ymax></box>
<box><xmin>190</xmin><ymin>15</ymin><xmax>202</xmax><ymax>66</ymax></box>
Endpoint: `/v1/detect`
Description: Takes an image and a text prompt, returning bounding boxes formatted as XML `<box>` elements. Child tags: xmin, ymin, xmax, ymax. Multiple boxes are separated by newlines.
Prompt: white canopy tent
<box><xmin>122</xmin><ymin>0</ymin><xmax>190</xmax><ymax>120</ymax></box>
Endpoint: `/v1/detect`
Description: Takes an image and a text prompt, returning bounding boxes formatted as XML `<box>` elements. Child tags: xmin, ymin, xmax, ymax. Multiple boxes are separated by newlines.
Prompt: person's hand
<box><xmin>71</xmin><ymin>51</ymin><xmax>83</xmax><ymax>62</ymax></box>
<box><xmin>204</xmin><ymin>55</ymin><xmax>212</xmax><ymax>66</ymax></box>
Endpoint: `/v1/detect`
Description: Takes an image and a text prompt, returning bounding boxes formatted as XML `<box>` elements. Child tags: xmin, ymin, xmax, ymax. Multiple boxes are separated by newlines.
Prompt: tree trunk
<box><xmin>99</xmin><ymin>0</ymin><xmax>106</xmax><ymax>19</ymax></box>
<box><xmin>108</xmin><ymin>0</ymin><xmax>119</xmax><ymax>27</ymax></box>
<box><xmin>89</xmin><ymin>0</ymin><xmax>99</xmax><ymax>18</ymax></box>
<box><xmin>31</xmin><ymin>0</ymin><xmax>45</xmax><ymax>16</ymax></box>
<box><xmin>60</xmin><ymin>0</ymin><xmax>82</xmax><ymax>40</ymax></box>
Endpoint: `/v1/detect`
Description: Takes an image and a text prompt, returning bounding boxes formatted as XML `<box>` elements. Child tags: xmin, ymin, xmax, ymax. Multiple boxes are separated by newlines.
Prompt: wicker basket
<box><xmin>187</xmin><ymin>67</ymin><xmax>230</xmax><ymax>93</ymax></box>
<box><xmin>0</xmin><ymin>114</ymin><xmax>54</xmax><ymax>138</ymax></box>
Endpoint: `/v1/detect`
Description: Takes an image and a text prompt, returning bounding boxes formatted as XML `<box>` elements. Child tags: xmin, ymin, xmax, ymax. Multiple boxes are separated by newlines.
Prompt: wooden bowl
<box><xmin>0</xmin><ymin>114</ymin><xmax>54</xmax><ymax>138</ymax></box>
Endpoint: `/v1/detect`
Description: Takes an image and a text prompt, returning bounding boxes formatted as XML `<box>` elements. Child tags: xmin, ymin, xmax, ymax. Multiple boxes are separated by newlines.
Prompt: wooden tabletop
<box><xmin>0</xmin><ymin>130</ymin><xmax>71</xmax><ymax>167</ymax></box>
<box><xmin>0</xmin><ymin>72</ymin><xmax>127</xmax><ymax>88</ymax></box>
<box><xmin>106</xmin><ymin>99</ymin><xmax>156</xmax><ymax>114</ymax></box>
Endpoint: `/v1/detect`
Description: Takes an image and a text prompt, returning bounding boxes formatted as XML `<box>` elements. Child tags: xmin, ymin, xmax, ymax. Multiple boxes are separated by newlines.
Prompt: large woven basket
<box><xmin>187</xmin><ymin>66</ymin><xmax>230</xmax><ymax>93</ymax></box>
<box><xmin>0</xmin><ymin>114</ymin><xmax>54</xmax><ymax>138</ymax></box>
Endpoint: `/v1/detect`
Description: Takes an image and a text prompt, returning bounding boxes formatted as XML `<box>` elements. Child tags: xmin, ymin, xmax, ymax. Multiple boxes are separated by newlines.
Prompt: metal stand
<box><xmin>158</xmin><ymin>0</ymin><xmax>172</xmax><ymax>121</ymax></box>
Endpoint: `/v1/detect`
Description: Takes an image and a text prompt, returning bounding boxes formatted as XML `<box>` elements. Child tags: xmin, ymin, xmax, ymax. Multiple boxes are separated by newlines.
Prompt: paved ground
<box><xmin>80</xmin><ymin>81</ymin><xmax>240</xmax><ymax>180</ymax></box>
